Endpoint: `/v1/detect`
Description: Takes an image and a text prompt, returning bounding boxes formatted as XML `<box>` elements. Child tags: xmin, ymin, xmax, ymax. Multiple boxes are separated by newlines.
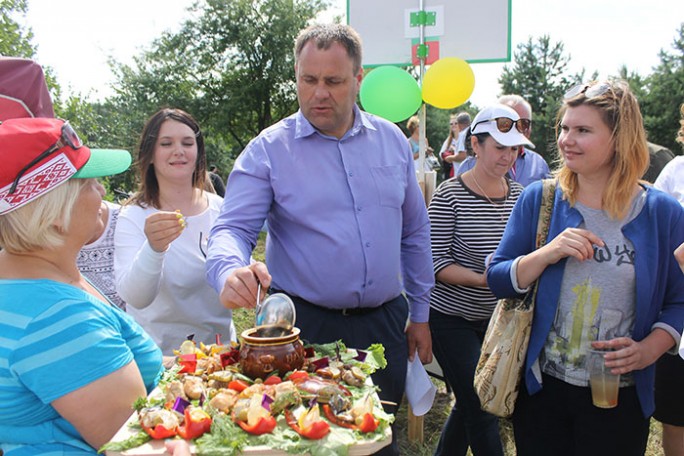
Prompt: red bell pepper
<box><xmin>177</xmin><ymin>407</ymin><xmax>212</xmax><ymax>440</ymax></box>
<box><xmin>321</xmin><ymin>405</ymin><xmax>378</xmax><ymax>433</ymax></box>
<box><xmin>236</xmin><ymin>415</ymin><xmax>277</xmax><ymax>435</ymax></box>
<box><xmin>178</xmin><ymin>353</ymin><xmax>197</xmax><ymax>374</ymax></box>
<box><xmin>357</xmin><ymin>412</ymin><xmax>379</xmax><ymax>433</ymax></box>
<box><xmin>284</xmin><ymin>409</ymin><xmax>330</xmax><ymax>440</ymax></box>
<box><xmin>228</xmin><ymin>379</ymin><xmax>250</xmax><ymax>393</ymax></box>
<box><xmin>141</xmin><ymin>423</ymin><xmax>177</xmax><ymax>439</ymax></box>
<box><xmin>287</xmin><ymin>370</ymin><xmax>309</xmax><ymax>382</ymax></box>
<box><xmin>322</xmin><ymin>404</ymin><xmax>356</xmax><ymax>429</ymax></box>
<box><xmin>263</xmin><ymin>375</ymin><xmax>282</xmax><ymax>386</ymax></box>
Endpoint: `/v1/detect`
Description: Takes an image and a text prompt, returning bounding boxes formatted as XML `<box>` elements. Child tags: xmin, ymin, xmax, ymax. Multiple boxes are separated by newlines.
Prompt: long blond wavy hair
<box><xmin>555</xmin><ymin>80</ymin><xmax>649</xmax><ymax>220</ymax></box>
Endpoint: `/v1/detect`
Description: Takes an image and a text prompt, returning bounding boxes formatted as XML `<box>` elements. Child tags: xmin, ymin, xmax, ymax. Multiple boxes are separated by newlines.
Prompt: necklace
<box><xmin>470</xmin><ymin>171</ymin><xmax>509</xmax><ymax>223</ymax></box>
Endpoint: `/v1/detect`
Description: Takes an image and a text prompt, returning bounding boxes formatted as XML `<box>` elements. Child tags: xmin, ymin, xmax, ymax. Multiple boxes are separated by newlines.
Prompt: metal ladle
<box><xmin>254</xmin><ymin>283</ymin><xmax>296</xmax><ymax>338</ymax></box>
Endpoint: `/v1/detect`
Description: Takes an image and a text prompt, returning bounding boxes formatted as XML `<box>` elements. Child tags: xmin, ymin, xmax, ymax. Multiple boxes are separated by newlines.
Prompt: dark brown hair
<box><xmin>127</xmin><ymin>108</ymin><xmax>207</xmax><ymax>208</ymax></box>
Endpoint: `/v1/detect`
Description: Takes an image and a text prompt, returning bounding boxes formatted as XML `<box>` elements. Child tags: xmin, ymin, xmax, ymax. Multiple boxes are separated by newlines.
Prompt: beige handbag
<box><xmin>474</xmin><ymin>178</ymin><xmax>556</xmax><ymax>418</ymax></box>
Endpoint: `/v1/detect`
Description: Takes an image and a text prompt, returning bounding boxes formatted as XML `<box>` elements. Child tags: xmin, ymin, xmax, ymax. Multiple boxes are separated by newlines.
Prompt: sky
<box><xmin>23</xmin><ymin>0</ymin><xmax>684</xmax><ymax>108</ymax></box>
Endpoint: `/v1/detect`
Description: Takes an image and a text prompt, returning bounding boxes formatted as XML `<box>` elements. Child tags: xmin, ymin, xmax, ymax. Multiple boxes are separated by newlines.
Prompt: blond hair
<box><xmin>0</xmin><ymin>179</ymin><xmax>86</xmax><ymax>252</ymax></box>
<box><xmin>406</xmin><ymin>116</ymin><xmax>420</xmax><ymax>134</ymax></box>
<box><xmin>555</xmin><ymin>80</ymin><xmax>649</xmax><ymax>219</ymax></box>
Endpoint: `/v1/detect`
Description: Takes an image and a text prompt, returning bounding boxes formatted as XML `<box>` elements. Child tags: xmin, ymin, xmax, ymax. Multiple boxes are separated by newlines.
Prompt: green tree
<box><xmin>106</xmin><ymin>0</ymin><xmax>328</xmax><ymax>178</ymax></box>
<box><xmin>498</xmin><ymin>36</ymin><xmax>586</xmax><ymax>163</ymax></box>
<box><xmin>638</xmin><ymin>24</ymin><xmax>684</xmax><ymax>154</ymax></box>
<box><xmin>0</xmin><ymin>0</ymin><xmax>34</xmax><ymax>57</ymax></box>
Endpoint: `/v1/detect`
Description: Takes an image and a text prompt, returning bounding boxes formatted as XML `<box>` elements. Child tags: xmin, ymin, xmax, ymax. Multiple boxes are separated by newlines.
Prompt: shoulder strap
<box><xmin>535</xmin><ymin>178</ymin><xmax>556</xmax><ymax>249</ymax></box>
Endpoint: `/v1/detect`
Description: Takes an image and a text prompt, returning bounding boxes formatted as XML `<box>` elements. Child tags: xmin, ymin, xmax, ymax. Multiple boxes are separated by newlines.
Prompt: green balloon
<box><xmin>360</xmin><ymin>66</ymin><xmax>422</xmax><ymax>123</ymax></box>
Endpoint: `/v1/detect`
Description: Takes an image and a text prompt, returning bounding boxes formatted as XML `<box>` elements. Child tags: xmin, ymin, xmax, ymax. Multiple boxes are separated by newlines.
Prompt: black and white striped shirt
<box><xmin>428</xmin><ymin>175</ymin><xmax>523</xmax><ymax>320</ymax></box>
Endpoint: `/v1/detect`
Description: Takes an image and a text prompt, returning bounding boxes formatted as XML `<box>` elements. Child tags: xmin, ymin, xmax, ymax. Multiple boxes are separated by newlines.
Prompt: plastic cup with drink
<box><xmin>586</xmin><ymin>347</ymin><xmax>620</xmax><ymax>409</ymax></box>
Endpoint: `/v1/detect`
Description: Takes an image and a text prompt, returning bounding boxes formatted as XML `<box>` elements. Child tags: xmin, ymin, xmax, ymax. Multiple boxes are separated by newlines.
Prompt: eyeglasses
<box><xmin>563</xmin><ymin>81</ymin><xmax>612</xmax><ymax>100</ymax></box>
<box><xmin>472</xmin><ymin>117</ymin><xmax>531</xmax><ymax>135</ymax></box>
<box><xmin>8</xmin><ymin>121</ymin><xmax>83</xmax><ymax>194</ymax></box>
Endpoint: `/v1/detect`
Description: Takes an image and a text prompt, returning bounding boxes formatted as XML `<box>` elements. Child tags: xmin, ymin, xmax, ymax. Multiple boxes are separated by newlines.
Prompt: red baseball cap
<box><xmin>0</xmin><ymin>118</ymin><xmax>131</xmax><ymax>215</ymax></box>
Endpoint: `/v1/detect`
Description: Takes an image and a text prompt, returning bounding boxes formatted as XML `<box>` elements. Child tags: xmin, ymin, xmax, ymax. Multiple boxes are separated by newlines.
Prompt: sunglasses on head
<box><xmin>8</xmin><ymin>121</ymin><xmax>83</xmax><ymax>194</ymax></box>
<box><xmin>563</xmin><ymin>81</ymin><xmax>613</xmax><ymax>100</ymax></box>
<box><xmin>472</xmin><ymin>117</ymin><xmax>531</xmax><ymax>134</ymax></box>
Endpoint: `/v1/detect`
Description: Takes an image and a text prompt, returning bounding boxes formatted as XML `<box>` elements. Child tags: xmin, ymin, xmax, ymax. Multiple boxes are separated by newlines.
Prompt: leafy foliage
<box><xmin>104</xmin><ymin>0</ymin><xmax>329</xmax><ymax>186</ymax></box>
<box><xmin>499</xmin><ymin>36</ymin><xmax>587</xmax><ymax>163</ymax></box>
<box><xmin>637</xmin><ymin>23</ymin><xmax>684</xmax><ymax>154</ymax></box>
<box><xmin>0</xmin><ymin>0</ymin><xmax>34</xmax><ymax>57</ymax></box>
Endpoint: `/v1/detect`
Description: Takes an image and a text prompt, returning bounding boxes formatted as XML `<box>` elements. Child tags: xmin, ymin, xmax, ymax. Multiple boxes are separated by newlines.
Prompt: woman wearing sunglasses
<box><xmin>427</xmin><ymin>104</ymin><xmax>532</xmax><ymax>456</ymax></box>
<box><xmin>114</xmin><ymin>108</ymin><xmax>236</xmax><ymax>355</ymax></box>
<box><xmin>488</xmin><ymin>80</ymin><xmax>684</xmax><ymax>455</ymax></box>
<box><xmin>0</xmin><ymin>118</ymin><xmax>163</xmax><ymax>454</ymax></box>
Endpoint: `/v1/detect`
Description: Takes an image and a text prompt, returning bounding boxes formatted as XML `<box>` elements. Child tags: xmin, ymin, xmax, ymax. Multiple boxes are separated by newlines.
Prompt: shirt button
<box><xmin>357</xmin><ymin>207</ymin><xmax>362</xmax><ymax>212</ymax></box>
<box><xmin>365</xmin><ymin>242</ymin><xmax>371</xmax><ymax>247</ymax></box>
<box><xmin>348</xmin><ymin>172</ymin><xmax>353</xmax><ymax>177</ymax></box>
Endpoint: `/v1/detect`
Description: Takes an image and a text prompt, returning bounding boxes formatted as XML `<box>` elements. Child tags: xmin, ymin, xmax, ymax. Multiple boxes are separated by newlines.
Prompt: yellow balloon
<box><xmin>422</xmin><ymin>58</ymin><xmax>476</xmax><ymax>109</ymax></box>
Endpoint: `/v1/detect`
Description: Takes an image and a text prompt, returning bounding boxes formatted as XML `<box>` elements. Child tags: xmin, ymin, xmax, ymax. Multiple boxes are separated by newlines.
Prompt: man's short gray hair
<box><xmin>294</xmin><ymin>24</ymin><xmax>363</xmax><ymax>73</ymax></box>
<box><xmin>498</xmin><ymin>94</ymin><xmax>532</xmax><ymax>116</ymax></box>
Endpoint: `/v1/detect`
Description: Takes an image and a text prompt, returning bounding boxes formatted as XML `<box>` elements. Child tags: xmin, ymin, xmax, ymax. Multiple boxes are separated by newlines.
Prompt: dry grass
<box><xmin>247</xmin><ymin>233</ymin><xmax>666</xmax><ymax>455</ymax></box>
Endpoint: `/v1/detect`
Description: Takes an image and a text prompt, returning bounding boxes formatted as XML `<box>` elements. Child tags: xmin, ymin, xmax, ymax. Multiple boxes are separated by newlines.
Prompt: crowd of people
<box><xmin>1</xmin><ymin>23</ymin><xmax>684</xmax><ymax>456</ymax></box>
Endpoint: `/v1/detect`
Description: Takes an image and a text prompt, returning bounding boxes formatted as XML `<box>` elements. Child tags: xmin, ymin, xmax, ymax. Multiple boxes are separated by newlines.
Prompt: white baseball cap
<box><xmin>470</xmin><ymin>104</ymin><xmax>535</xmax><ymax>149</ymax></box>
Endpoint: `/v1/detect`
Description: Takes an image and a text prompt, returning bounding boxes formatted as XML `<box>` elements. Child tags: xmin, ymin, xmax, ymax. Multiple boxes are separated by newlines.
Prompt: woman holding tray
<box><xmin>0</xmin><ymin>118</ymin><xmax>163</xmax><ymax>455</ymax></box>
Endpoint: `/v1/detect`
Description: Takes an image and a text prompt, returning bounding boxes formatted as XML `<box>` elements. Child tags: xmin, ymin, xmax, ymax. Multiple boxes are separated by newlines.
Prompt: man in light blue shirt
<box><xmin>206</xmin><ymin>24</ymin><xmax>434</xmax><ymax>455</ymax></box>
<box><xmin>457</xmin><ymin>94</ymin><xmax>551</xmax><ymax>186</ymax></box>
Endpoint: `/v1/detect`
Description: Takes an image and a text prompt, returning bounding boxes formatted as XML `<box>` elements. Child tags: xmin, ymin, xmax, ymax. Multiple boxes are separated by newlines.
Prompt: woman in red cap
<box><xmin>0</xmin><ymin>118</ymin><xmax>163</xmax><ymax>455</ymax></box>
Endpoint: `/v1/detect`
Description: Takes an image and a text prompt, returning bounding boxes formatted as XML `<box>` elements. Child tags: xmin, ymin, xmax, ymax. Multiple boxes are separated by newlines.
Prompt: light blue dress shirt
<box><xmin>207</xmin><ymin>105</ymin><xmax>434</xmax><ymax>323</ymax></box>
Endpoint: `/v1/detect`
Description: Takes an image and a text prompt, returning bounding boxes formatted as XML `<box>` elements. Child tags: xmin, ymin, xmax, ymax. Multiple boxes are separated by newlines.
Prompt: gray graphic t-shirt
<box><xmin>540</xmin><ymin>190</ymin><xmax>646</xmax><ymax>387</ymax></box>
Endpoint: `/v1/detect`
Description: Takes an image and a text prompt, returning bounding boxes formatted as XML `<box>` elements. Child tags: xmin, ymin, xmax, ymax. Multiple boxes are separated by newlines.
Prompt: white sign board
<box><xmin>348</xmin><ymin>0</ymin><xmax>511</xmax><ymax>67</ymax></box>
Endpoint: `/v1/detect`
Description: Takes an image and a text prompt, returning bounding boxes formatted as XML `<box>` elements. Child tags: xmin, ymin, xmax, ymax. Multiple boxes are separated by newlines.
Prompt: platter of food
<box><xmin>102</xmin><ymin>329</ymin><xmax>393</xmax><ymax>456</ymax></box>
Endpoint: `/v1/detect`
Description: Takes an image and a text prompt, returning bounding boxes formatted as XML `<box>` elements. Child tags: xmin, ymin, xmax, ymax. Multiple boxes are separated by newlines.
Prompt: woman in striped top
<box><xmin>428</xmin><ymin>104</ymin><xmax>534</xmax><ymax>456</ymax></box>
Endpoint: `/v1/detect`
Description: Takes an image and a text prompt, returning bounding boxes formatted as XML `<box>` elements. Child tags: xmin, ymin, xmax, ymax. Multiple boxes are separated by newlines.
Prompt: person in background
<box><xmin>429</xmin><ymin>104</ymin><xmax>531</xmax><ymax>455</ymax></box>
<box><xmin>488</xmin><ymin>80</ymin><xmax>684</xmax><ymax>455</ymax></box>
<box><xmin>208</xmin><ymin>164</ymin><xmax>226</xmax><ymax>197</ymax></box>
<box><xmin>642</xmin><ymin>142</ymin><xmax>675</xmax><ymax>183</ymax></box>
<box><xmin>206</xmin><ymin>23</ymin><xmax>434</xmax><ymax>456</ymax></box>
<box><xmin>439</xmin><ymin>112</ymin><xmax>471</xmax><ymax>180</ymax></box>
<box><xmin>407</xmin><ymin>115</ymin><xmax>437</xmax><ymax>173</ymax></box>
<box><xmin>458</xmin><ymin>94</ymin><xmax>550</xmax><ymax>187</ymax></box>
<box><xmin>77</xmin><ymin>200</ymin><xmax>126</xmax><ymax>310</ymax></box>
<box><xmin>115</xmin><ymin>108</ymin><xmax>236</xmax><ymax>355</ymax></box>
<box><xmin>652</xmin><ymin>103</ymin><xmax>684</xmax><ymax>456</ymax></box>
<box><xmin>0</xmin><ymin>118</ymin><xmax>162</xmax><ymax>455</ymax></box>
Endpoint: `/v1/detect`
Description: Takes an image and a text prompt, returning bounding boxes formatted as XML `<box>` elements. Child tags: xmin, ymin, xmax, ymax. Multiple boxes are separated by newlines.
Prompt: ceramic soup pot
<box><xmin>239</xmin><ymin>326</ymin><xmax>305</xmax><ymax>379</ymax></box>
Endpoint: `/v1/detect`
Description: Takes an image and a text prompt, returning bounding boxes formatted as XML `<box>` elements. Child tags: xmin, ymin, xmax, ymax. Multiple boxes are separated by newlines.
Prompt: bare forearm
<box><xmin>436</xmin><ymin>263</ymin><xmax>487</xmax><ymax>288</ymax></box>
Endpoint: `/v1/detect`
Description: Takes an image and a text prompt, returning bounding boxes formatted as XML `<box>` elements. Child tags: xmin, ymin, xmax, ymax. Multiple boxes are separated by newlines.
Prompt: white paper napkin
<box><xmin>405</xmin><ymin>350</ymin><xmax>437</xmax><ymax>416</ymax></box>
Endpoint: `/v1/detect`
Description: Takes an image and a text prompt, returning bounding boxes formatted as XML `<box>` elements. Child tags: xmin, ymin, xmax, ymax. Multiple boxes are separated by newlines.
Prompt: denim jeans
<box><xmin>429</xmin><ymin>309</ymin><xmax>504</xmax><ymax>456</ymax></box>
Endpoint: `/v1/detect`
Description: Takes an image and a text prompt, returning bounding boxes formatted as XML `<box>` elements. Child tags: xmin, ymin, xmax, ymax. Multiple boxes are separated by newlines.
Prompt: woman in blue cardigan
<box><xmin>487</xmin><ymin>80</ymin><xmax>684</xmax><ymax>456</ymax></box>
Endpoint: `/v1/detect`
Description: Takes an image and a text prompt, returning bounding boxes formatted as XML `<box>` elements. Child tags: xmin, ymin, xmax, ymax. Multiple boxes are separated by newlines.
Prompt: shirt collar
<box><xmin>294</xmin><ymin>104</ymin><xmax>376</xmax><ymax>140</ymax></box>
